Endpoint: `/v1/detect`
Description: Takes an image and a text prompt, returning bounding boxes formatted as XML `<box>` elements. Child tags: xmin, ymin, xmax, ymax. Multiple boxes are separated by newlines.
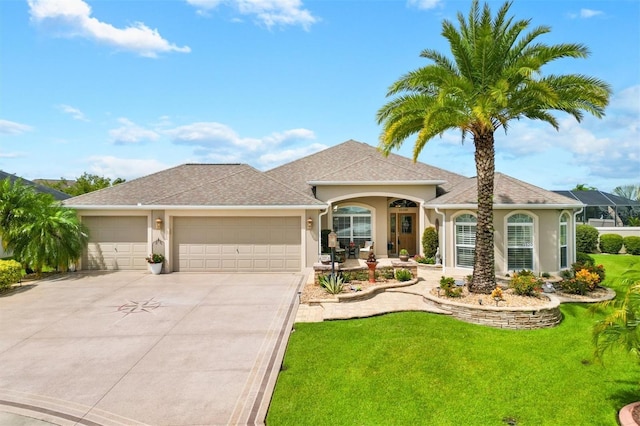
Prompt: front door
<box><xmin>389</xmin><ymin>212</ymin><xmax>417</xmax><ymax>256</ymax></box>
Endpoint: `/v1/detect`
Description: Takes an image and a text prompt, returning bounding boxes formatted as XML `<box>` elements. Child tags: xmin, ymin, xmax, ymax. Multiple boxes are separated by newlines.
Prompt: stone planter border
<box><xmin>308</xmin><ymin>278</ymin><xmax>418</xmax><ymax>305</ymax></box>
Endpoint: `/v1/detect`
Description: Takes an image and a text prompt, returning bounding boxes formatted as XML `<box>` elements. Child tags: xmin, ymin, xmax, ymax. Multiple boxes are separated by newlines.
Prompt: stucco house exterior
<box><xmin>63</xmin><ymin>140</ymin><xmax>583</xmax><ymax>275</ymax></box>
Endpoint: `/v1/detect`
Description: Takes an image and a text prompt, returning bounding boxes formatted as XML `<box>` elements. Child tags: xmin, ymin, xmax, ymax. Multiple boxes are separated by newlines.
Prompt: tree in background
<box><xmin>0</xmin><ymin>178</ymin><xmax>88</xmax><ymax>274</ymax></box>
<box><xmin>613</xmin><ymin>184</ymin><xmax>640</xmax><ymax>201</ymax></box>
<box><xmin>573</xmin><ymin>183</ymin><xmax>598</xmax><ymax>191</ymax></box>
<box><xmin>43</xmin><ymin>172</ymin><xmax>126</xmax><ymax>196</ymax></box>
<box><xmin>376</xmin><ymin>0</ymin><xmax>610</xmax><ymax>293</ymax></box>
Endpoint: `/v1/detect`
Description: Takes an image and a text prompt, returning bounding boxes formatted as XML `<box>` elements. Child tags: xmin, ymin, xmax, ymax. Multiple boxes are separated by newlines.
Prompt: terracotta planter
<box><xmin>366</xmin><ymin>261</ymin><xmax>377</xmax><ymax>283</ymax></box>
<box><xmin>149</xmin><ymin>262</ymin><xmax>162</xmax><ymax>275</ymax></box>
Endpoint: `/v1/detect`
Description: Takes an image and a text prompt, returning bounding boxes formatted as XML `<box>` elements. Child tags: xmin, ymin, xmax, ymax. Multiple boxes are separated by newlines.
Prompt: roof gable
<box><xmin>428</xmin><ymin>173</ymin><xmax>583</xmax><ymax>207</ymax></box>
<box><xmin>64</xmin><ymin>164</ymin><xmax>324</xmax><ymax>207</ymax></box>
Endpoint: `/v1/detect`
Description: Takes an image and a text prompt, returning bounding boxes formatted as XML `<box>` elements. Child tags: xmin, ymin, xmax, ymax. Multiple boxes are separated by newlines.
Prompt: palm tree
<box><xmin>0</xmin><ymin>177</ymin><xmax>42</xmax><ymax>246</ymax></box>
<box><xmin>592</xmin><ymin>280</ymin><xmax>640</xmax><ymax>364</ymax></box>
<box><xmin>613</xmin><ymin>184</ymin><xmax>640</xmax><ymax>201</ymax></box>
<box><xmin>376</xmin><ymin>0</ymin><xmax>610</xmax><ymax>293</ymax></box>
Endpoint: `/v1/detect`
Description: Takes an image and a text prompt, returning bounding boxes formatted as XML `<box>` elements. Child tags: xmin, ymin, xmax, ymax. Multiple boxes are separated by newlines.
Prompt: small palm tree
<box><xmin>592</xmin><ymin>280</ymin><xmax>640</xmax><ymax>364</ymax></box>
<box><xmin>376</xmin><ymin>0</ymin><xmax>610</xmax><ymax>293</ymax></box>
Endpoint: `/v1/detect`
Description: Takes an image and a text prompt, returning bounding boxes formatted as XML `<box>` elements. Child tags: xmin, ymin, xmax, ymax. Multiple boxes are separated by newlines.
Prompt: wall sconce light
<box><xmin>155</xmin><ymin>218</ymin><xmax>163</xmax><ymax>230</ymax></box>
<box><xmin>306</xmin><ymin>217</ymin><xmax>313</xmax><ymax>230</ymax></box>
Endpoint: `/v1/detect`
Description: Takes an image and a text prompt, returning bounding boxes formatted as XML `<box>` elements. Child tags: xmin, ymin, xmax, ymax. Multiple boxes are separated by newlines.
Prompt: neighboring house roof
<box><xmin>33</xmin><ymin>178</ymin><xmax>77</xmax><ymax>190</ymax></box>
<box><xmin>0</xmin><ymin>170</ymin><xmax>70</xmax><ymax>201</ymax></box>
<box><xmin>265</xmin><ymin>139</ymin><xmax>468</xmax><ymax>196</ymax></box>
<box><xmin>426</xmin><ymin>173</ymin><xmax>583</xmax><ymax>209</ymax></box>
<box><xmin>63</xmin><ymin>164</ymin><xmax>325</xmax><ymax>208</ymax></box>
<box><xmin>553</xmin><ymin>190</ymin><xmax>640</xmax><ymax>207</ymax></box>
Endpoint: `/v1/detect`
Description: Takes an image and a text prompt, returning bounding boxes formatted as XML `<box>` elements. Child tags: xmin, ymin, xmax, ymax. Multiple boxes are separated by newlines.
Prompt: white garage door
<box><xmin>83</xmin><ymin>216</ymin><xmax>148</xmax><ymax>270</ymax></box>
<box><xmin>173</xmin><ymin>217</ymin><xmax>301</xmax><ymax>272</ymax></box>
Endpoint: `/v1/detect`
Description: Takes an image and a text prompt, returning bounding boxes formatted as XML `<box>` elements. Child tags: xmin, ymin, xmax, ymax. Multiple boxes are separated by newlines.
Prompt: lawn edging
<box><xmin>308</xmin><ymin>278</ymin><xmax>418</xmax><ymax>305</ymax></box>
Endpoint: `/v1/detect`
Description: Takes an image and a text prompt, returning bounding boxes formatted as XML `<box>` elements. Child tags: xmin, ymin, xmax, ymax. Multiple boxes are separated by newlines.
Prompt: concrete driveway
<box><xmin>0</xmin><ymin>271</ymin><xmax>303</xmax><ymax>426</ymax></box>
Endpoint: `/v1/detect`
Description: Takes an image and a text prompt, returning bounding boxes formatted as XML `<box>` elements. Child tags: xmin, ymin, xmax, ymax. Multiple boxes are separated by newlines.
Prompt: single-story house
<box><xmin>63</xmin><ymin>140</ymin><xmax>583</xmax><ymax>275</ymax></box>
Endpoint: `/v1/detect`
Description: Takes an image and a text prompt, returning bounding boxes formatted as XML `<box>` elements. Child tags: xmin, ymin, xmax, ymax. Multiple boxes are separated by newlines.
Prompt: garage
<box><xmin>173</xmin><ymin>216</ymin><xmax>301</xmax><ymax>272</ymax></box>
<box><xmin>83</xmin><ymin>216</ymin><xmax>148</xmax><ymax>270</ymax></box>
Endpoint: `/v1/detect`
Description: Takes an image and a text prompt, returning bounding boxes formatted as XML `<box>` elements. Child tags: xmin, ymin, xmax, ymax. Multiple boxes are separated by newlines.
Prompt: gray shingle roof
<box><xmin>64</xmin><ymin>164</ymin><xmax>324</xmax><ymax>207</ymax></box>
<box><xmin>0</xmin><ymin>170</ymin><xmax>70</xmax><ymax>200</ymax></box>
<box><xmin>265</xmin><ymin>139</ymin><xmax>468</xmax><ymax>195</ymax></box>
<box><xmin>426</xmin><ymin>173</ymin><xmax>583</xmax><ymax>207</ymax></box>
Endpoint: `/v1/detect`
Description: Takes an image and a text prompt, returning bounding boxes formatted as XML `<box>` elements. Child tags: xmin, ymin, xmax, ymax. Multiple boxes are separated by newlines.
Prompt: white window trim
<box><xmin>331</xmin><ymin>203</ymin><xmax>374</xmax><ymax>245</ymax></box>
<box><xmin>454</xmin><ymin>211</ymin><xmax>477</xmax><ymax>269</ymax></box>
<box><xmin>504</xmin><ymin>211</ymin><xmax>539</xmax><ymax>272</ymax></box>
<box><xmin>559</xmin><ymin>211</ymin><xmax>570</xmax><ymax>270</ymax></box>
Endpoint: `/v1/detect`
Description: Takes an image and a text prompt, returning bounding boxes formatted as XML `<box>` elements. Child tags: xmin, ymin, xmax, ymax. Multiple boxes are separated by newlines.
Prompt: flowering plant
<box><xmin>146</xmin><ymin>253</ymin><xmax>164</xmax><ymax>264</ymax></box>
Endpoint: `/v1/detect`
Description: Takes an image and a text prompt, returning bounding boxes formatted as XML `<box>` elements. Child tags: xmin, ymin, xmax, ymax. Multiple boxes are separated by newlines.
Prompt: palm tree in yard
<box><xmin>376</xmin><ymin>0</ymin><xmax>611</xmax><ymax>293</ymax></box>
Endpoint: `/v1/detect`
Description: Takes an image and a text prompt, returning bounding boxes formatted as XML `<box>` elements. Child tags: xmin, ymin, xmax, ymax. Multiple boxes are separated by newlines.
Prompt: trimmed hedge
<box><xmin>624</xmin><ymin>236</ymin><xmax>640</xmax><ymax>255</ymax></box>
<box><xmin>599</xmin><ymin>233</ymin><xmax>623</xmax><ymax>254</ymax></box>
<box><xmin>421</xmin><ymin>226</ymin><xmax>439</xmax><ymax>258</ymax></box>
<box><xmin>576</xmin><ymin>224</ymin><xmax>599</xmax><ymax>253</ymax></box>
<box><xmin>0</xmin><ymin>259</ymin><xmax>22</xmax><ymax>291</ymax></box>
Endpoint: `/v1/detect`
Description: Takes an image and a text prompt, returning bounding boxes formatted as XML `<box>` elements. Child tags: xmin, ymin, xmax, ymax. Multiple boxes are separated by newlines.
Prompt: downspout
<box><xmin>573</xmin><ymin>207</ymin><xmax>584</xmax><ymax>265</ymax></box>
<box><xmin>435</xmin><ymin>207</ymin><xmax>446</xmax><ymax>275</ymax></box>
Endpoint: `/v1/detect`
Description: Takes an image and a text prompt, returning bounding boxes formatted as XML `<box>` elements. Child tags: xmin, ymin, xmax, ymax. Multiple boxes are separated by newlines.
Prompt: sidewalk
<box><xmin>295</xmin><ymin>263</ymin><xmax>463</xmax><ymax>323</ymax></box>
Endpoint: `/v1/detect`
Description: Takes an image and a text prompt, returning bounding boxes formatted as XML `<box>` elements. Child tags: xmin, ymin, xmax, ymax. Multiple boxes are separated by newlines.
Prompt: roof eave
<box><xmin>427</xmin><ymin>203</ymin><xmax>585</xmax><ymax>210</ymax></box>
<box><xmin>67</xmin><ymin>204</ymin><xmax>328</xmax><ymax>210</ymax></box>
<box><xmin>308</xmin><ymin>180</ymin><xmax>447</xmax><ymax>186</ymax></box>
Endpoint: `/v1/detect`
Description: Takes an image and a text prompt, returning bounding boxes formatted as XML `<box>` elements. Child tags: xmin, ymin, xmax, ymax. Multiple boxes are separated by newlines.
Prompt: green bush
<box><xmin>560</xmin><ymin>278</ymin><xmax>589</xmax><ymax>295</ymax></box>
<box><xmin>598</xmin><ymin>233</ymin><xmax>623</xmax><ymax>254</ymax></box>
<box><xmin>413</xmin><ymin>255</ymin><xmax>435</xmax><ymax>264</ymax></box>
<box><xmin>576</xmin><ymin>224</ymin><xmax>599</xmax><ymax>253</ymax></box>
<box><xmin>576</xmin><ymin>252</ymin><xmax>595</xmax><ymax>266</ymax></box>
<box><xmin>509</xmin><ymin>270</ymin><xmax>543</xmax><ymax>296</ymax></box>
<box><xmin>572</xmin><ymin>262</ymin><xmax>605</xmax><ymax>284</ymax></box>
<box><xmin>395</xmin><ymin>269</ymin><xmax>412</xmax><ymax>282</ymax></box>
<box><xmin>0</xmin><ymin>259</ymin><xmax>22</xmax><ymax>291</ymax></box>
<box><xmin>421</xmin><ymin>226</ymin><xmax>439</xmax><ymax>258</ymax></box>
<box><xmin>623</xmin><ymin>236</ymin><xmax>640</xmax><ymax>255</ymax></box>
<box><xmin>379</xmin><ymin>267</ymin><xmax>395</xmax><ymax>280</ymax></box>
<box><xmin>439</xmin><ymin>276</ymin><xmax>462</xmax><ymax>297</ymax></box>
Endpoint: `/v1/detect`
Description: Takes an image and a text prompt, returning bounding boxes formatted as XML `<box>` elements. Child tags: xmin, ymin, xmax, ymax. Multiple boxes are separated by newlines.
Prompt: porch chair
<box><xmin>359</xmin><ymin>241</ymin><xmax>374</xmax><ymax>259</ymax></box>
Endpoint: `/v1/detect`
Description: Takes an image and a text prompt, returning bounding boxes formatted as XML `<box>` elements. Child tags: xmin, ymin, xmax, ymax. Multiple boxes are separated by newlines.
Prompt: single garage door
<box><xmin>83</xmin><ymin>216</ymin><xmax>148</xmax><ymax>270</ymax></box>
<box><xmin>173</xmin><ymin>217</ymin><xmax>301</xmax><ymax>272</ymax></box>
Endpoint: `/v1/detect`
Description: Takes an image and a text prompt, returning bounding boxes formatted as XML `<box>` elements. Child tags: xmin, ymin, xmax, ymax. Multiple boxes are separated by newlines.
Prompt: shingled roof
<box><xmin>0</xmin><ymin>170</ymin><xmax>70</xmax><ymax>201</ymax></box>
<box><xmin>265</xmin><ymin>139</ymin><xmax>467</xmax><ymax>196</ymax></box>
<box><xmin>64</xmin><ymin>164</ymin><xmax>324</xmax><ymax>208</ymax></box>
<box><xmin>426</xmin><ymin>173</ymin><xmax>583</xmax><ymax>208</ymax></box>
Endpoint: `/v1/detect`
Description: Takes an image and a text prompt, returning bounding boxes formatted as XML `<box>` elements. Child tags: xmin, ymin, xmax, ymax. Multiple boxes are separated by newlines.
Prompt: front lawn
<box><xmin>268</xmin><ymin>255</ymin><xmax>640</xmax><ymax>425</ymax></box>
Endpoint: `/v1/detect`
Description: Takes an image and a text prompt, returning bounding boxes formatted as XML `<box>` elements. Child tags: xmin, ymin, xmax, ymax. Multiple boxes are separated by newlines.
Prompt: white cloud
<box><xmin>0</xmin><ymin>152</ymin><xmax>22</xmax><ymax>159</ymax></box>
<box><xmin>87</xmin><ymin>156</ymin><xmax>169</xmax><ymax>180</ymax></box>
<box><xmin>56</xmin><ymin>104</ymin><xmax>89</xmax><ymax>121</ymax></box>
<box><xmin>407</xmin><ymin>0</ymin><xmax>442</xmax><ymax>10</ymax></box>
<box><xmin>257</xmin><ymin>143</ymin><xmax>326</xmax><ymax>169</ymax></box>
<box><xmin>185</xmin><ymin>0</ymin><xmax>317</xmax><ymax>30</ymax></box>
<box><xmin>109</xmin><ymin>118</ymin><xmax>160</xmax><ymax>144</ymax></box>
<box><xmin>0</xmin><ymin>119</ymin><xmax>33</xmax><ymax>135</ymax></box>
<box><xmin>580</xmin><ymin>9</ymin><xmax>604</xmax><ymax>18</ymax></box>
<box><xmin>166</xmin><ymin>121</ymin><xmax>319</xmax><ymax>165</ymax></box>
<box><xmin>28</xmin><ymin>0</ymin><xmax>190</xmax><ymax>57</ymax></box>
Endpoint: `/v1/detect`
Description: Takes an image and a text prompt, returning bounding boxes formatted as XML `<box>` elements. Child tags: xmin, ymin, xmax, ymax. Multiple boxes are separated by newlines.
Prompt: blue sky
<box><xmin>0</xmin><ymin>0</ymin><xmax>638</xmax><ymax>192</ymax></box>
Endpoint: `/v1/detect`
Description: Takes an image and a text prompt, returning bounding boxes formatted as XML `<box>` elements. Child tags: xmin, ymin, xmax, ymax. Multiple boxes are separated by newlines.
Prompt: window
<box><xmin>560</xmin><ymin>213</ymin><xmax>569</xmax><ymax>269</ymax></box>
<box><xmin>455</xmin><ymin>214</ymin><xmax>476</xmax><ymax>268</ymax></box>
<box><xmin>507</xmin><ymin>213</ymin><xmax>534</xmax><ymax>270</ymax></box>
<box><xmin>332</xmin><ymin>206</ymin><xmax>372</xmax><ymax>248</ymax></box>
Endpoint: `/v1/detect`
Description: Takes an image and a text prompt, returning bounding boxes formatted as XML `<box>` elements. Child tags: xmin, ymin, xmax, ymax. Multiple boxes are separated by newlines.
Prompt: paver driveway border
<box><xmin>0</xmin><ymin>271</ymin><xmax>304</xmax><ymax>425</ymax></box>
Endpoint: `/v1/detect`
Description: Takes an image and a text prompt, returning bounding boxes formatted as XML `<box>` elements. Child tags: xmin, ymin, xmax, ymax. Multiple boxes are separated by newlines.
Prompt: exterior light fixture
<box><xmin>306</xmin><ymin>217</ymin><xmax>313</xmax><ymax>230</ymax></box>
<box><xmin>155</xmin><ymin>218</ymin><xmax>163</xmax><ymax>230</ymax></box>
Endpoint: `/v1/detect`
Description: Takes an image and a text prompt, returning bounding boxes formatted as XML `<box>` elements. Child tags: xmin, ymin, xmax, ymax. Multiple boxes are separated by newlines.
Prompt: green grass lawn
<box><xmin>267</xmin><ymin>254</ymin><xmax>640</xmax><ymax>425</ymax></box>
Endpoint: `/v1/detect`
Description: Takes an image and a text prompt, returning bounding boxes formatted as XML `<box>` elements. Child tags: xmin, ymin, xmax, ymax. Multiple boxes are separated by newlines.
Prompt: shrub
<box><xmin>575</xmin><ymin>269</ymin><xmax>600</xmax><ymax>291</ymax></box>
<box><xmin>440</xmin><ymin>276</ymin><xmax>462</xmax><ymax>297</ymax></box>
<box><xmin>598</xmin><ymin>234</ymin><xmax>623</xmax><ymax>254</ymax></box>
<box><xmin>560</xmin><ymin>278</ymin><xmax>589</xmax><ymax>295</ymax></box>
<box><xmin>0</xmin><ymin>259</ymin><xmax>22</xmax><ymax>291</ymax></box>
<box><xmin>413</xmin><ymin>255</ymin><xmax>435</xmax><ymax>264</ymax></box>
<box><xmin>379</xmin><ymin>267</ymin><xmax>395</xmax><ymax>280</ymax></box>
<box><xmin>623</xmin><ymin>236</ymin><xmax>640</xmax><ymax>255</ymax></box>
<box><xmin>319</xmin><ymin>274</ymin><xmax>344</xmax><ymax>295</ymax></box>
<box><xmin>572</xmin><ymin>262</ymin><xmax>605</xmax><ymax>284</ymax></box>
<box><xmin>541</xmin><ymin>272</ymin><xmax>551</xmax><ymax>278</ymax></box>
<box><xmin>490</xmin><ymin>286</ymin><xmax>504</xmax><ymax>301</ymax></box>
<box><xmin>576</xmin><ymin>252</ymin><xmax>595</xmax><ymax>266</ymax></box>
<box><xmin>395</xmin><ymin>268</ymin><xmax>412</xmax><ymax>282</ymax></box>
<box><xmin>576</xmin><ymin>224</ymin><xmax>599</xmax><ymax>253</ymax></box>
<box><xmin>509</xmin><ymin>270</ymin><xmax>543</xmax><ymax>296</ymax></box>
<box><xmin>421</xmin><ymin>226</ymin><xmax>439</xmax><ymax>258</ymax></box>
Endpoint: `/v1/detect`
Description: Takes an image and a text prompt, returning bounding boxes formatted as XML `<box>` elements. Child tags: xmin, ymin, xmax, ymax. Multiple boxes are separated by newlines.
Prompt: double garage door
<box><xmin>173</xmin><ymin>217</ymin><xmax>301</xmax><ymax>272</ymax></box>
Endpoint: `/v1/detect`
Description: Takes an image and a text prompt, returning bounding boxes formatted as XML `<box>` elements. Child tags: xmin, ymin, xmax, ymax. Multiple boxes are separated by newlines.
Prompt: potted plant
<box><xmin>146</xmin><ymin>253</ymin><xmax>164</xmax><ymax>275</ymax></box>
<box><xmin>399</xmin><ymin>249</ymin><xmax>410</xmax><ymax>262</ymax></box>
<box><xmin>365</xmin><ymin>251</ymin><xmax>378</xmax><ymax>283</ymax></box>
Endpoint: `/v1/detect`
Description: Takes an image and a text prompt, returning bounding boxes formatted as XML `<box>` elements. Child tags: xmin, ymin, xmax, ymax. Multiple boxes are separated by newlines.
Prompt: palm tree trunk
<box><xmin>470</xmin><ymin>131</ymin><xmax>497</xmax><ymax>293</ymax></box>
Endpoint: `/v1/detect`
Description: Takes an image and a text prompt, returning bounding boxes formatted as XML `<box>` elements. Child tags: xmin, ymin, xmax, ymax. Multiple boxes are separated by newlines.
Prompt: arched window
<box><xmin>389</xmin><ymin>199</ymin><xmax>417</xmax><ymax>208</ymax></box>
<box><xmin>455</xmin><ymin>214</ymin><xmax>476</xmax><ymax>268</ymax></box>
<box><xmin>559</xmin><ymin>213</ymin><xmax>569</xmax><ymax>269</ymax></box>
<box><xmin>507</xmin><ymin>213</ymin><xmax>534</xmax><ymax>270</ymax></box>
<box><xmin>332</xmin><ymin>206</ymin><xmax>372</xmax><ymax>248</ymax></box>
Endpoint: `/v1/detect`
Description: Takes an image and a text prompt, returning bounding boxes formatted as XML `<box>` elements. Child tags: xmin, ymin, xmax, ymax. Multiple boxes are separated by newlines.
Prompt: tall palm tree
<box><xmin>376</xmin><ymin>0</ymin><xmax>610</xmax><ymax>293</ymax></box>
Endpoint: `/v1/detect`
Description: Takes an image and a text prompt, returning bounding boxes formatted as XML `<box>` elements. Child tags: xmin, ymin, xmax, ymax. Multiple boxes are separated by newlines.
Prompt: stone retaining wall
<box><xmin>423</xmin><ymin>293</ymin><xmax>562</xmax><ymax>329</ymax></box>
